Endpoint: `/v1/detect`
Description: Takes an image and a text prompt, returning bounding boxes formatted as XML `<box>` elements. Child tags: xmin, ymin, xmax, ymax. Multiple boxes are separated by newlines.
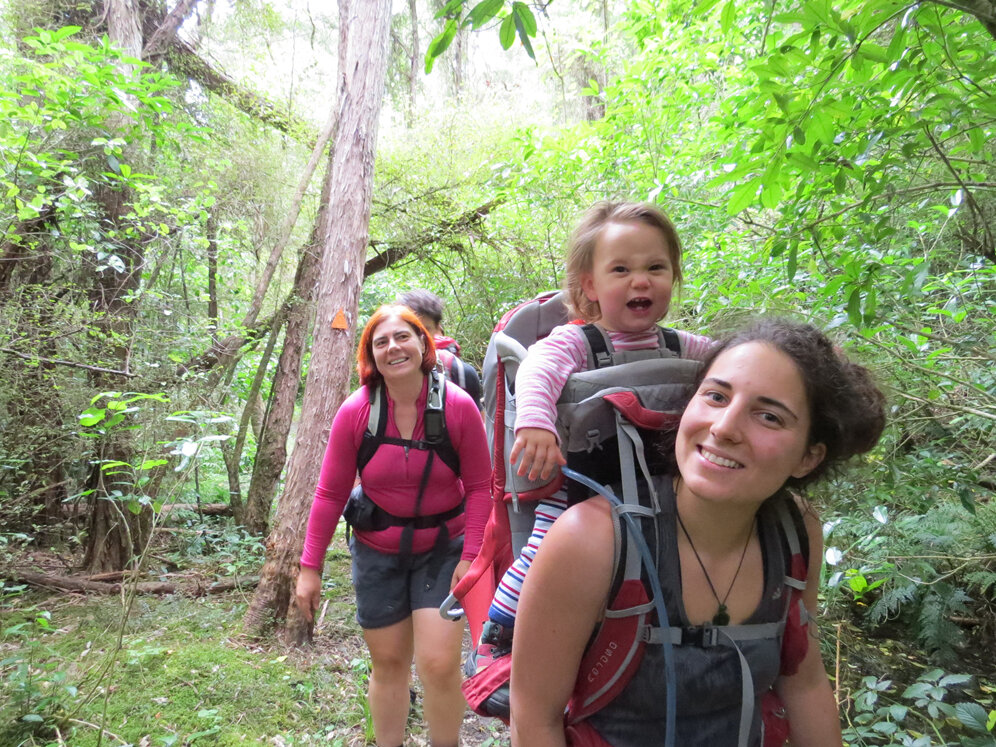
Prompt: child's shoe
<box><xmin>464</xmin><ymin>620</ymin><xmax>513</xmax><ymax>718</ymax></box>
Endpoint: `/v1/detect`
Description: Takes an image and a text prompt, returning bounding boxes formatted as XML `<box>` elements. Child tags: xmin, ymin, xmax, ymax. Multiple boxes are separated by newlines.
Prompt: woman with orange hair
<box><xmin>296</xmin><ymin>304</ymin><xmax>491</xmax><ymax>747</ymax></box>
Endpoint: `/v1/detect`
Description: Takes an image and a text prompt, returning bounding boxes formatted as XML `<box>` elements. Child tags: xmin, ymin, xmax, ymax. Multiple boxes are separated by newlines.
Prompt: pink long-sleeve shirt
<box><xmin>515</xmin><ymin>323</ymin><xmax>714</xmax><ymax>435</ymax></box>
<box><xmin>300</xmin><ymin>375</ymin><xmax>492</xmax><ymax>569</ymax></box>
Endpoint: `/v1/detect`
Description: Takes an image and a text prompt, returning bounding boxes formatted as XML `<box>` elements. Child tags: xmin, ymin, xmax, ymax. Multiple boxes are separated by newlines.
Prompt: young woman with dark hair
<box><xmin>510</xmin><ymin>319</ymin><xmax>886</xmax><ymax>747</ymax></box>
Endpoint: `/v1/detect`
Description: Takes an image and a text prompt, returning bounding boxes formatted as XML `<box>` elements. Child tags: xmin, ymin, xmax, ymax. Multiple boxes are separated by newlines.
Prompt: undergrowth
<box><xmin>0</xmin><ymin>544</ymin><xmax>367</xmax><ymax>746</ymax></box>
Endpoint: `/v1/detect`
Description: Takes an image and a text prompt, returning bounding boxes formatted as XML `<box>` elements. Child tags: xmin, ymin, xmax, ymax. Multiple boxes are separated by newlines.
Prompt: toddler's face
<box><xmin>580</xmin><ymin>220</ymin><xmax>674</xmax><ymax>333</ymax></box>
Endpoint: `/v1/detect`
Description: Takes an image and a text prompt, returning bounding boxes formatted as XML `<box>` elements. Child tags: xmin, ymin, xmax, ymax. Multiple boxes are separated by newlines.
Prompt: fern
<box><xmin>916</xmin><ymin>582</ymin><xmax>972</xmax><ymax>663</ymax></box>
<box><xmin>866</xmin><ymin>581</ymin><xmax>918</xmax><ymax>625</ymax></box>
<box><xmin>964</xmin><ymin>569</ymin><xmax>996</xmax><ymax>596</ymax></box>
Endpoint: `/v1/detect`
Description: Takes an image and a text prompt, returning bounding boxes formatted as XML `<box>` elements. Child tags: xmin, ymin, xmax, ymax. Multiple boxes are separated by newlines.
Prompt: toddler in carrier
<box><xmin>471</xmin><ymin>201</ymin><xmax>712</xmax><ymax>711</ymax></box>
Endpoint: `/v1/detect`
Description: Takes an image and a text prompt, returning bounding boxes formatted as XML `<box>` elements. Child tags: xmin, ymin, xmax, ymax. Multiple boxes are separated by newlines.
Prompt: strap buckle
<box><xmin>681</xmin><ymin>625</ymin><xmax>720</xmax><ymax>648</ymax></box>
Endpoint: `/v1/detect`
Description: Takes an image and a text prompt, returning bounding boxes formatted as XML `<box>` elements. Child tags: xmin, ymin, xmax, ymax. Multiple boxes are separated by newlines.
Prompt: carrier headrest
<box><xmin>603</xmin><ymin>391</ymin><xmax>682</xmax><ymax>430</ymax></box>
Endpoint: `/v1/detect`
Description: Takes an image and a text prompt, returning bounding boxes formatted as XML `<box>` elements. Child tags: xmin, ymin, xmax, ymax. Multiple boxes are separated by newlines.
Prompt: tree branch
<box><xmin>165</xmin><ymin>35</ymin><xmax>317</xmax><ymax>144</ymax></box>
<box><xmin>363</xmin><ymin>198</ymin><xmax>502</xmax><ymax>277</ymax></box>
<box><xmin>142</xmin><ymin>0</ymin><xmax>200</xmax><ymax>60</ymax></box>
<box><xmin>924</xmin><ymin>0</ymin><xmax>996</xmax><ymax>40</ymax></box>
<box><xmin>0</xmin><ymin>347</ymin><xmax>136</xmax><ymax>377</ymax></box>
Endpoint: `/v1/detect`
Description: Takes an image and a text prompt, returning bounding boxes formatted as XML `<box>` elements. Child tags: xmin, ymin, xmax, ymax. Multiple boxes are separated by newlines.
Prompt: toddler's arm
<box><xmin>510</xmin><ymin>427</ymin><xmax>566</xmax><ymax>481</ymax></box>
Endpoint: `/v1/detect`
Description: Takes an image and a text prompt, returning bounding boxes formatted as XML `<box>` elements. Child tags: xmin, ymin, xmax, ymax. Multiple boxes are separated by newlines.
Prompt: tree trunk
<box><xmin>243</xmin><ymin>0</ymin><xmax>393</xmax><ymax>641</ymax></box>
<box><xmin>407</xmin><ymin>0</ymin><xmax>419</xmax><ymax>123</ymax></box>
<box><xmin>83</xmin><ymin>0</ymin><xmax>152</xmax><ymax>574</ymax></box>
<box><xmin>243</xmin><ymin>214</ymin><xmax>327</xmax><ymax>537</ymax></box>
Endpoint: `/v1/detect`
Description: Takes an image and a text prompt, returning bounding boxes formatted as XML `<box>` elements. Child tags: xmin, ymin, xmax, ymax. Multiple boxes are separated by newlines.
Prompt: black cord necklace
<box><xmin>677</xmin><ymin>512</ymin><xmax>755</xmax><ymax>626</ymax></box>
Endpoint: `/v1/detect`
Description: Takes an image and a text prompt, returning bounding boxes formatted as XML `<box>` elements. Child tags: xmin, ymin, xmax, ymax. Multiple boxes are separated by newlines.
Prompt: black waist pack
<box><xmin>342</xmin><ymin>484</ymin><xmax>464</xmax><ymax>534</ymax></box>
<box><xmin>342</xmin><ymin>485</ymin><xmax>388</xmax><ymax>532</ymax></box>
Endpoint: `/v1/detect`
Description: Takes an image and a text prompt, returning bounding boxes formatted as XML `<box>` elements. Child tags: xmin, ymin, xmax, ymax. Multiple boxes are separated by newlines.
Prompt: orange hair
<box><xmin>356</xmin><ymin>304</ymin><xmax>438</xmax><ymax>387</ymax></box>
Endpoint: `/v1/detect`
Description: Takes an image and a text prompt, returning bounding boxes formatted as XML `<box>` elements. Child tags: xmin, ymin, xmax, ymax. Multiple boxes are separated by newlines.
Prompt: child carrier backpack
<box><xmin>439</xmin><ymin>291</ymin><xmax>699</xmax><ymax>701</ymax></box>
<box><xmin>440</xmin><ymin>291</ymin><xmax>812</xmax><ymax>746</ymax></box>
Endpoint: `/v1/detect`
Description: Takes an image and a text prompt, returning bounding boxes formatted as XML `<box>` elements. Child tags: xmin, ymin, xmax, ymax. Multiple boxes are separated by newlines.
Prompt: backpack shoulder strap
<box><xmin>580</xmin><ymin>323</ymin><xmax>613</xmax><ymax>369</ymax></box>
<box><xmin>659</xmin><ymin>327</ymin><xmax>681</xmax><ymax>356</ymax></box>
<box><xmin>774</xmin><ymin>494</ymin><xmax>809</xmax><ymax>583</ymax></box>
<box><xmin>357</xmin><ymin>383</ymin><xmax>388</xmax><ymax>473</ymax></box>
<box><xmin>426</xmin><ymin>369</ymin><xmax>461</xmax><ymax>476</ymax></box>
<box><xmin>448</xmin><ymin>354</ymin><xmax>467</xmax><ymax>389</ymax></box>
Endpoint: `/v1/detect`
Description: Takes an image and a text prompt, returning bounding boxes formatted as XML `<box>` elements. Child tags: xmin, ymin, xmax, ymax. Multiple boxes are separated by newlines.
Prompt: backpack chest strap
<box><xmin>580</xmin><ymin>324</ymin><xmax>682</xmax><ymax>370</ymax></box>
<box><xmin>642</xmin><ymin>620</ymin><xmax>786</xmax><ymax>646</ymax></box>
<box><xmin>358</xmin><ymin>371</ymin><xmax>460</xmax><ymax>476</ymax></box>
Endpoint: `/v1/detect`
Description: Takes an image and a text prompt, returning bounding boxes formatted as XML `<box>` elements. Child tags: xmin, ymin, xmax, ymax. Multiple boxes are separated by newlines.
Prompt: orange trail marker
<box><xmin>331</xmin><ymin>309</ymin><xmax>348</xmax><ymax>329</ymax></box>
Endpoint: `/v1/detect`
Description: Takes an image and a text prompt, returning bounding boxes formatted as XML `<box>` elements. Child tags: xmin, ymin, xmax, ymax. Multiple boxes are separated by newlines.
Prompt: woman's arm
<box><xmin>299</xmin><ymin>391</ymin><xmax>364</xmax><ymax>569</ymax></box>
<box><xmin>510</xmin><ymin>497</ymin><xmax>615</xmax><ymax>747</ymax></box>
<box><xmin>774</xmin><ymin>503</ymin><xmax>843</xmax><ymax>747</ymax></box>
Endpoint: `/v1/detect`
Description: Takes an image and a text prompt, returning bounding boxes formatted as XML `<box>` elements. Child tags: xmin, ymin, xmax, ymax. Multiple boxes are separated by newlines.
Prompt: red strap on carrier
<box><xmin>566</xmin><ymin>579</ymin><xmax>651</xmax><ymax>723</ymax></box>
<box><xmin>602</xmin><ymin>391</ymin><xmax>682</xmax><ymax>431</ymax></box>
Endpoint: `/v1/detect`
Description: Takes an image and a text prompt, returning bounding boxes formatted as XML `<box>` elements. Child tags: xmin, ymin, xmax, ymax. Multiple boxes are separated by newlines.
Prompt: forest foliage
<box><xmin>0</xmin><ymin>0</ymin><xmax>994</xmax><ymax>744</ymax></box>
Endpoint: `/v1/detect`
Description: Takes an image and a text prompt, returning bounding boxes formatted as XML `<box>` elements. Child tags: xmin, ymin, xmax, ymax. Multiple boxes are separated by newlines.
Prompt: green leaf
<box><xmin>78</xmin><ymin>408</ymin><xmax>106</xmax><ymax>427</ymax></box>
<box><xmin>727</xmin><ymin>177</ymin><xmax>760</xmax><ymax>215</ymax></box>
<box><xmin>786</xmin><ymin>241</ymin><xmax>798</xmax><ymax>281</ymax></box>
<box><xmin>694</xmin><ymin>0</ymin><xmax>723</xmax><ymax>14</ymax></box>
<box><xmin>512</xmin><ymin>2</ymin><xmax>537</xmax><ymax>35</ymax></box>
<box><xmin>955</xmin><ymin>702</ymin><xmax>990</xmax><ymax>733</ymax></box>
<box><xmin>846</xmin><ymin>287</ymin><xmax>862</xmax><ymax>327</ymax></box>
<box><xmin>513</xmin><ymin>9</ymin><xmax>536</xmax><ymax>59</ymax></box>
<box><xmin>885</xmin><ymin>25</ymin><xmax>907</xmax><ymax>61</ymax></box>
<box><xmin>425</xmin><ymin>20</ymin><xmax>458</xmax><ymax>73</ymax></box>
<box><xmin>499</xmin><ymin>13</ymin><xmax>516</xmax><ymax>50</ymax></box>
<box><xmin>434</xmin><ymin>0</ymin><xmax>464</xmax><ymax>19</ymax></box>
<box><xmin>938</xmin><ymin>673</ymin><xmax>972</xmax><ymax>687</ymax></box>
<box><xmin>888</xmin><ymin>704</ymin><xmax>908</xmax><ymax>721</ymax></box>
<box><xmin>957</xmin><ymin>485</ymin><xmax>975</xmax><ymax>514</ymax></box>
<box><xmin>759</xmin><ymin>179</ymin><xmax>782</xmax><ymax>209</ymax></box>
<box><xmin>51</xmin><ymin>26</ymin><xmax>82</xmax><ymax>42</ymax></box>
<box><xmin>467</xmin><ymin>0</ymin><xmax>504</xmax><ymax>28</ymax></box>
<box><xmin>720</xmin><ymin>1</ymin><xmax>736</xmax><ymax>35</ymax></box>
<box><xmin>862</xmin><ymin>285</ymin><xmax>877</xmax><ymax>324</ymax></box>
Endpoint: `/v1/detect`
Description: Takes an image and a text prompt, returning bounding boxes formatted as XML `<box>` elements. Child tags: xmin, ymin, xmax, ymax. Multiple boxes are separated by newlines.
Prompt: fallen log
<box><xmin>158</xmin><ymin>503</ymin><xmax>233</xmax><ymax>516</ymax></box>
<box><xmin>6</xmin><ymin>570</ymin><xmax>259</xmax><ymax>596</ymax></box>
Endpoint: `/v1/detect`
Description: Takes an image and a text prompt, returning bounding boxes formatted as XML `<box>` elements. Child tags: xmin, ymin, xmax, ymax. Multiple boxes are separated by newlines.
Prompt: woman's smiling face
<box><xmin>370</xmin><ymin>313</ymin><xmax>424</xmax><ymax>382</ymax></box>
<box><xmin>676</xmin><ymin>341</ymin><xmax>826</xmax><ymax>507</ymax></box>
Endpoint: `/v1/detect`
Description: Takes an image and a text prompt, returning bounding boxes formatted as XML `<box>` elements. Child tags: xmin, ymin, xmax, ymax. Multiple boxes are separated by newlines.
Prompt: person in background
<box><xmin>296</xmin><ymin>305</ymin><xmax>492</xmax><ymax>747</ymax></box>
<box><xmin>399</xmin><ymin>289</ymin><xmax>483</xmax><ymax>410</ymax></box>
<box><xmin>510</xmin><ymin>319</ymin><xmax>886</xmax><ymax>746</ymax></box>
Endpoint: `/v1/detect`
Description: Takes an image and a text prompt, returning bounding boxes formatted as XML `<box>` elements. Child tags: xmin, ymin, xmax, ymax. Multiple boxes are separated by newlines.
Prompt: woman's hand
<box><xmin>295</xmin><ymin>565</ymin><xmax>322</xmax><ymax>622</ymax></box>
<box><xmin>510</xmin><ymin>427</ymin><xmax>565</xmax><ymax>481</ymax></box>
<box><xmin>450</xmin><ymin>559</ymin><xmax>471</xmax><ymax>590</ymax></box>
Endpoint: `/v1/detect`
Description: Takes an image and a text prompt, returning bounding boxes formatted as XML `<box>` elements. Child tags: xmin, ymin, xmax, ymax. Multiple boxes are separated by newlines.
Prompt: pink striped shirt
<box><xmin>515</xmin><ymin>323</ymin><xmax>713</xmax><ymax>435</ymax></box>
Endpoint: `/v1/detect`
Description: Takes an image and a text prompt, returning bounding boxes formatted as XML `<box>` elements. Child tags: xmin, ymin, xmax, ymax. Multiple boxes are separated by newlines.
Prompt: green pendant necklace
<box><xmin>677</xmin><ymin>513</ymin><xmax>755</xmax><ymax>627</ymax></box>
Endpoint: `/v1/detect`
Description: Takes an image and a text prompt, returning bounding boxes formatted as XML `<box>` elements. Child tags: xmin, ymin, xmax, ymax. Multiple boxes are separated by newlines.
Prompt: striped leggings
<box><xmin>487</xmin><ymin>491</ymin><xmax>570</xmax><ymax>628</ymax></box>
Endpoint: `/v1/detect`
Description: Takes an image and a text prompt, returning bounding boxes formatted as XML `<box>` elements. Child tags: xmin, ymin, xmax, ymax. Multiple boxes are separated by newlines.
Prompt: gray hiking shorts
<box><xmin>349</xmin><ymin>534</ymin><xmax>463</xmax><ymax>629</ymax></box>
